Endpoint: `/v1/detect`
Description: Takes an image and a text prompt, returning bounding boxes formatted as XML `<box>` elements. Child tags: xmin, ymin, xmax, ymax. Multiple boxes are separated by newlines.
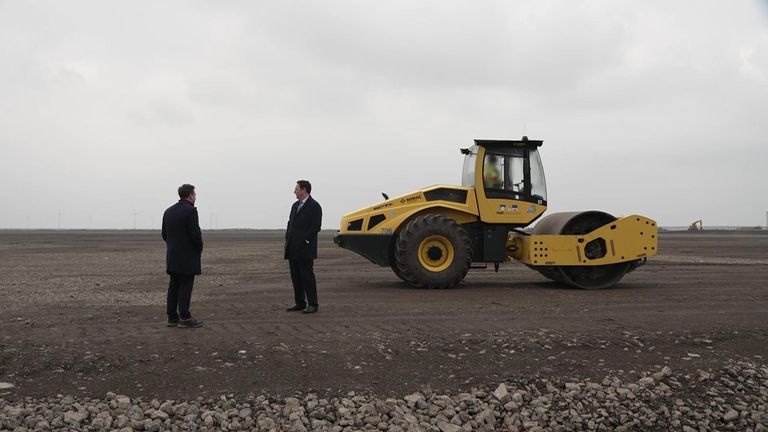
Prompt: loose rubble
<box><xmin>2</xmin><ymin>362</ymin><xmax>766</xmax><ymax>431</ymax></box>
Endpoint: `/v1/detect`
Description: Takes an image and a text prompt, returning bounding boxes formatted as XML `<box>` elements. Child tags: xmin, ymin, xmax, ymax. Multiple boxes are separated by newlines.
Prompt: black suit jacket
<box><xmin>162</xmin><ymin>200</ymin><xmax>203</xmax><ymax>275</ymax></box>
<box><xmin>284</xmin><ymin>196</ymin><xmax>322</xmax><ymax>261</ymax></box>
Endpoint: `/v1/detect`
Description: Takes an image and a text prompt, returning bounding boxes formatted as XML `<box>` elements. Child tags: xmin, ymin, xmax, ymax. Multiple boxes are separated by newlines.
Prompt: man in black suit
<box><xmin>285</xmin><ymin>180</ymin><xmax>322</xmax><ymax>314</ymax></box>
<box><xmin>162</xmin><ymin>184</ymin><xmax>204</xmax><ymax>328</ymax></box>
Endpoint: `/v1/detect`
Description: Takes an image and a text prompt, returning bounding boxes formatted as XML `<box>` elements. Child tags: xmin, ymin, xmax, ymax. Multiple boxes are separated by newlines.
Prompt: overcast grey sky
<box><xmin>1</xmin><ymin>1</ymin><xmax>767</xmax><ymax>229</ymax></box>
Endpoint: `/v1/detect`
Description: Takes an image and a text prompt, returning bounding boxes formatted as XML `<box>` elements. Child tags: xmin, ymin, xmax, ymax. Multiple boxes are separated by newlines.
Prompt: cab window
<box><xmin>461</xmin><ymin>146</ymin><xmax>478</xmax><ymax>187</ymax></box>
<box><xmin>482</xmin><ymin>148</ymin><xmax>547</xmax><ymax>204</ymax></box>
<box><xmin>508</xmin><ymin>156</ymin><xmax>524</xmax><ymax>193</ymax></box>
<box><xmin>483</xmin><ymin>154</ymin><xmax>504</xmax><ymax>189</ymax></box>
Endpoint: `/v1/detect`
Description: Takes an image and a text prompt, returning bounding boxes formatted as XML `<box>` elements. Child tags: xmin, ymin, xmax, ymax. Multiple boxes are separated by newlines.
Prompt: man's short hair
<box><xmin>178</xmin><ymin>184</ymin><xmax>196</xmax><ymax>199</ymax></box>
<box><xmin>296</xmin><ymin>180</ymin><xmax>312</xmax><ymax>194</ymax></box>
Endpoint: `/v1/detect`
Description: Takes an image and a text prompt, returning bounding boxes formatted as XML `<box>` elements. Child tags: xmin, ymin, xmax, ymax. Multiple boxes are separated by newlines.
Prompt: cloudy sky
<box><xmin>1</xmin><ymin>1</ymin><xmax>767</xmax><ymax>229</ymax></box>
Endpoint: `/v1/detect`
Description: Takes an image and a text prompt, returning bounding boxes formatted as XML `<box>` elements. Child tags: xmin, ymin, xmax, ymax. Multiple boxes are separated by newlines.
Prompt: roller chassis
<box><xmin>333</xmin><ymin>138</ymin><xmax>658</xmax><ymax>289</ymax></box>
<box><xmin>334</xmin><ymin>212</ymin><xmax>657</xmax><ymax>289</ymax></box>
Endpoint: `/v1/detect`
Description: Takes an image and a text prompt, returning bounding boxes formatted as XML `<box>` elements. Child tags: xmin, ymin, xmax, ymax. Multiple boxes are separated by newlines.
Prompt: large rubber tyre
<box><xmin>389</xmin><ymin>261</ymin><xmax>407</xmax><ymax>281</ymax></box>
<box><xmin>387</xmin><ymin>237</ymin><xmax>409</xmax><ymax>281</ymax></box>
<box><xmin>393</xmin><ymin>214</ymin><xmax>473</xmax><ymax>289</ymax></box>
<box><xmin>389</xmin><ymin>249</ymin><xmax>408</xmax><ymax>281</ymax></box>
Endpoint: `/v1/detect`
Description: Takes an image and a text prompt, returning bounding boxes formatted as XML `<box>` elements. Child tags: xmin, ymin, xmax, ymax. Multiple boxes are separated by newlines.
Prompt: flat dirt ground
<box><xmin>1</xmin><ymin>229</ymin><xmax>767</xmax><ymax>401</ymax></box>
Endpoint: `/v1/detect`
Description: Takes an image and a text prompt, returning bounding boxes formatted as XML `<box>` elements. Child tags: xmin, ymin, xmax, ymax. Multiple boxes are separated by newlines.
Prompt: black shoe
<box><xmin>167</xmin><ymin>318</ymin><xmax>179</xmax><ymax>327</ymax></box>
<box><xmin>286</xmin><ymin>304</ymin><xmax>306</xmax><ymax>312</ymax></box>
<box><xmin>302</xmin><ymin>306</ymin><xmax>318</xmax><ymax>314</ymax></box>
<box><xmin>177</xmin><ymin>318</ymin><xmax>203</xmax><ymax>328</ymax></box>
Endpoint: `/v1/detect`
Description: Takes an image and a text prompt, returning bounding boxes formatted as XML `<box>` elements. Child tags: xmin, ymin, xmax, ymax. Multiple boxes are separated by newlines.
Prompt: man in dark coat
<box><xmin>162</xmin><ymin>183</ymin><xmax>204</xmax><ymax>328</ymax></box>
<box><xmin>285</xmin><ymin>180</ymin><xmax>322</xmax><ymax>314</ymax></box>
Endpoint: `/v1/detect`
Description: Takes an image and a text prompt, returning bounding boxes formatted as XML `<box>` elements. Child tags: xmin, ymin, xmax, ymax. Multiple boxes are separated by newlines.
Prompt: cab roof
<box><xmin>474</xmin><ymin>137</ymin><xmax>543</xmax><ymax>148</ymax></box>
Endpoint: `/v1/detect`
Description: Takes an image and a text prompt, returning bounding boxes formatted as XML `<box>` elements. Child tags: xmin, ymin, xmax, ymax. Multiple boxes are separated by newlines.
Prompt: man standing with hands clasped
<box><xmin>162</xmin><ymin>183</ymin><xmax>204</xmax><ymax>328</ymax></box>
<box><xmin>285</xmin><ymin>180</ymin><xmax>322</xmax><ymax>314</ymax></box>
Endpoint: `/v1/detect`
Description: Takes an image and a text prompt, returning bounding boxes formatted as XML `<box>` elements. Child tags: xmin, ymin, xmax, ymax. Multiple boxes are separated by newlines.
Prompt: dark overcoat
<box><xmin>284</xmin><ymin>196</ymin><xmax>322</xmax><ymax>261</ymax></box>
<box><xmin>162</xmin><ymin>200</ymin><xmax>203</xmax><ymax>275</ymax></box>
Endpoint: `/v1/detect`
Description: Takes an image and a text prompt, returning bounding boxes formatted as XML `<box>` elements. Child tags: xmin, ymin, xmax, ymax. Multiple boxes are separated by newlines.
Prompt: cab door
<box><xmin>474</xmin><ymin>145</ymin><xmax>547</xmax><ymax>225</ymax></box>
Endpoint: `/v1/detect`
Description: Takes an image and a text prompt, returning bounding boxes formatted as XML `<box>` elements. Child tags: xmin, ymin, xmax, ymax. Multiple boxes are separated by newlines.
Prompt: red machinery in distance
<box><xmin>688</xmin><ymin>219</ymin><xmax>703</xmax><ymax>231</ymax></box>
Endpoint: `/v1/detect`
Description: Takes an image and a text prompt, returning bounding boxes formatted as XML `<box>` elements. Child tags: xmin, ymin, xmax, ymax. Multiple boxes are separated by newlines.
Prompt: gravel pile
<box><xmin>2</xmin><ymin>362</ymin><xmax>766</xmax><ymax>432</ymax></box>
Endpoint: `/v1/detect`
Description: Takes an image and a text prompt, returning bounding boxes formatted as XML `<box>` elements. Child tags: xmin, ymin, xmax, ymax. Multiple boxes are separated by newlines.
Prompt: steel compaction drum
<box><xmin>529</xmin><ymin>211</ymin><xmax>633</xmax><ymax>289</ymax></box>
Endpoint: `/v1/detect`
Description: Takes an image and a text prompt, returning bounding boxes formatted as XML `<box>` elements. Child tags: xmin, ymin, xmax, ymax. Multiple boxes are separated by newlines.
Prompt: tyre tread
<box><xmin>393</xmin><ymin>214</ymin><xmax>472</xmax><ymax>289</ymax></box>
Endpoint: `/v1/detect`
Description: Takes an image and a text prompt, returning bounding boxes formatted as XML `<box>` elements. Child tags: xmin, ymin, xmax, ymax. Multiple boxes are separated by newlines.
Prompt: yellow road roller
<box><xmin>333</xmin><ymin>138</ymin><xmax>657</xmax><ymax>289</ymax></box>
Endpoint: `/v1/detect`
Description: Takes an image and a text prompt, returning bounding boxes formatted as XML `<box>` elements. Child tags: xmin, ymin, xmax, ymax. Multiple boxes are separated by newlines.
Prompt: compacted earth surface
<box><xmin>1</xmin><ymin>229</ymin><xmax>767</xmax><ymax>431</ymax></box>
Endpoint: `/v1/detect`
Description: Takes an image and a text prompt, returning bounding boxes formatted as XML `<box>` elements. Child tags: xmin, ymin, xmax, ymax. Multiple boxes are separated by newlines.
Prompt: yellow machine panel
<box><xmin>510</xmin><ymin>215</ymin><xmax>658</xmax><ymax>266</ymax></box>
<box><xmin>338</xmin><ymin>186</ymin><xmax>479</xmax><ymax>235</ymax></box>
<box><xmin>476</xmin><ymin>197</ymin><xmax>547</xmax><ymax>225</ymax></box>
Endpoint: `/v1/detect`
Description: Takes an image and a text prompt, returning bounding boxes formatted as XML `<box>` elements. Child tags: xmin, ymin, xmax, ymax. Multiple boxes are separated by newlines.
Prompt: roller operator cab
<box><xmin>460</xmin><ymin>138</ymin><xmax>548</xmax><ymax>226</ymax></box>
<box><xmin>334</xmin><ymin>138</ymin><xmax>657</xmax><ymax>290</ymax></box>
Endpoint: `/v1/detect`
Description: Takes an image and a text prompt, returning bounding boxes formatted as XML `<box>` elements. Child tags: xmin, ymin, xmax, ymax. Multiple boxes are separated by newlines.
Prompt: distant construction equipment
<box><xmin>688</xmin><ymin>219</ymin><xmax>703</xmax><ymax>231</ymax></box>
